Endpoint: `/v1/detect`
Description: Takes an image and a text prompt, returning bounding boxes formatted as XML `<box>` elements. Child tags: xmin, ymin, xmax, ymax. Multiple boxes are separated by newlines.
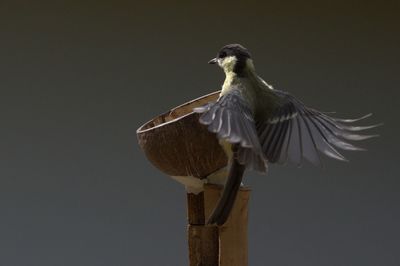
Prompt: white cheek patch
<box><xmin>219</xmin><ymin>56</ymin><xmax>237</xmax><ymax>71</ymax></box>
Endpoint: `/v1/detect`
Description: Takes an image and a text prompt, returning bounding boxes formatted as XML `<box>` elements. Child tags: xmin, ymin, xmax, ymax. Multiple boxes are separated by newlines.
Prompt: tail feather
<box><xmin>207</xmin><ymin>159</ymin><xmax>246</xmax><ymax>226</ymax></box>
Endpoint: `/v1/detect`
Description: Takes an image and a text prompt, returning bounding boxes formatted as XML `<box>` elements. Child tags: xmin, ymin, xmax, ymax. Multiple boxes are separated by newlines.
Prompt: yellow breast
<box><xmin>219</xmin><ymin>139</ymin><xmax>233</xmax><ymax>161</ymax></box>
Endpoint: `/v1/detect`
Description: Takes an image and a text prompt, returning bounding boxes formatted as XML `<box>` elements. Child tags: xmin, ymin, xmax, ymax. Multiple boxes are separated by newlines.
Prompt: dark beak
<box><xmin>208</xmin><ymin>58</ymin><xmax>217</xmax><ymax>64</ymax></box>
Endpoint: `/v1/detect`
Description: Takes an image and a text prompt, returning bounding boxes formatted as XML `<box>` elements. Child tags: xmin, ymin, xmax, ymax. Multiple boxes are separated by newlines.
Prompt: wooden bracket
<box><xmin>187</xmin><ymin>184</ymin><xmax>250</xmax><ymax>266</ymax></box>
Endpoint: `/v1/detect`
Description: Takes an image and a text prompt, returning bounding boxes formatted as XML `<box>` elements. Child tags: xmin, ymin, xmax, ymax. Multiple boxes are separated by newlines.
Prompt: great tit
<box><xmin>194</xmin><ymin>44</ymin><xmax>379</xmax><ymax>225</ymax></box>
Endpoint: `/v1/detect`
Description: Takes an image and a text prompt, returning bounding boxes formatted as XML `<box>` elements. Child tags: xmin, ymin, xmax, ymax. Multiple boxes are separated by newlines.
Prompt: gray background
<box><xmin>0</xmin><ymin>1</ymin><xmax>399</xmax><ymax>265</ymax></box>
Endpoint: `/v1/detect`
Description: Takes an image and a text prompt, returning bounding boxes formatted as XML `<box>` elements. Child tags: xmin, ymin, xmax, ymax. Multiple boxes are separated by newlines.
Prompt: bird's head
<box><xmin>208</xmin><ymin>44</ymin><xmax>253</xmax><ymax>75</ymax></box>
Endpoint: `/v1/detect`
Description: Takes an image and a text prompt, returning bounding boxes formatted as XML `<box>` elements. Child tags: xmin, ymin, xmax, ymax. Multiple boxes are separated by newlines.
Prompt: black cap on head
<box><xmin>217</xmin><ymin>44</ymin><xmax>251</xmax><ymax>60</ymax></box>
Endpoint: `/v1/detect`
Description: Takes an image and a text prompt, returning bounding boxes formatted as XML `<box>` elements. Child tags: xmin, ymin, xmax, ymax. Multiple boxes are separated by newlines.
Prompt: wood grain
<box><xmin>204</xmin><ymin>184</ymin><xmax>250</xmax><ymax>266</ymax></box>
<box><xmin>188</xmin><ymin>225</ymin><xmax>219</xmax><ymax>266</ymax></box>
<box><xmin>187</xmin><ymin>184</ymin><xmax>250</xmax><ymax>266</ymax></box>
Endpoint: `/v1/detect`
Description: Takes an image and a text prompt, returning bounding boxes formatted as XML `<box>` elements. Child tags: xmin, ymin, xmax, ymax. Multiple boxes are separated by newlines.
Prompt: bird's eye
<box><xmin>219</xmin><ymin>52</ymin><xmax>227</xmax><ymax>58</ymax></box>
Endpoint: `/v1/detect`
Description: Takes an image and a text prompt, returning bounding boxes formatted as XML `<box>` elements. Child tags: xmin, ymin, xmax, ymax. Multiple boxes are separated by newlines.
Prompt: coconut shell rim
<box><xmin>136</xmin><ymin>90</ymin><xmax>220</xmax><ymax>134</ymax></box>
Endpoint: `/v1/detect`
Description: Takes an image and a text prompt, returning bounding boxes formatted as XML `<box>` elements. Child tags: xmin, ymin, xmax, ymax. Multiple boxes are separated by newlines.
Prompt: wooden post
<box><xmin>187</xmin><ymin>192</ymin><xmax>219</xmax><ymax>265</ymax></box>
<box><xmin>187</xmin><ymin>184</ymin><xmax>250</xmax><ymax>266</ymax></box>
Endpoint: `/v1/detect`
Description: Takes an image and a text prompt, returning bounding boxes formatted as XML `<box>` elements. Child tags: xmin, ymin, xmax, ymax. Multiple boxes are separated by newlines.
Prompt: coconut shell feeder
<box><xmin>137</xmin><ymin>91</ymin><xmax>251</xmax><ymax>266</ymax></box>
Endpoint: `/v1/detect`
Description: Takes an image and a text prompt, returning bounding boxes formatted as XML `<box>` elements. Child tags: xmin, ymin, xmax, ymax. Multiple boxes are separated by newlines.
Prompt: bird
<box><xmin>194</xmin><ymin>44</ymin><xmax>380</xmax><ymax>226</ymax></box>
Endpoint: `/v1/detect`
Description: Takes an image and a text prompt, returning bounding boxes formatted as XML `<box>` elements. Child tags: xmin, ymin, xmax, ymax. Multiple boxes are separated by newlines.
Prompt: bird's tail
<box><xmin>207</xmin><ymin>158</ymin><xmax>246</xmax><ymax>226</ymax></box>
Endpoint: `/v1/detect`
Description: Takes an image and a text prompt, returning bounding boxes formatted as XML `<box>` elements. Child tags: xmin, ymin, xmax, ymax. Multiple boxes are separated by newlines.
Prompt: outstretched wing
<box><xmin>194</xmin><ymin>87</ymin><xmax>267</xmax><ymax>172</ymax></box>
<box><xmin>257</xmin><ymin>89</ymin><xmax>380</xmax><ymax>166</ymax></box>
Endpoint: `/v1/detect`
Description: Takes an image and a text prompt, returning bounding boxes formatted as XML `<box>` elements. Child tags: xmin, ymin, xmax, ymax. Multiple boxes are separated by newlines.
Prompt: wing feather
<box><xmin>257</xmin><ymin>89</ymin><xmax>379</xmax><ymax>165</ymax></box>
<box><xmin>194</xmin><ymin>87</ymin><xmax>267</xmax><ymax>172</ymax></box>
